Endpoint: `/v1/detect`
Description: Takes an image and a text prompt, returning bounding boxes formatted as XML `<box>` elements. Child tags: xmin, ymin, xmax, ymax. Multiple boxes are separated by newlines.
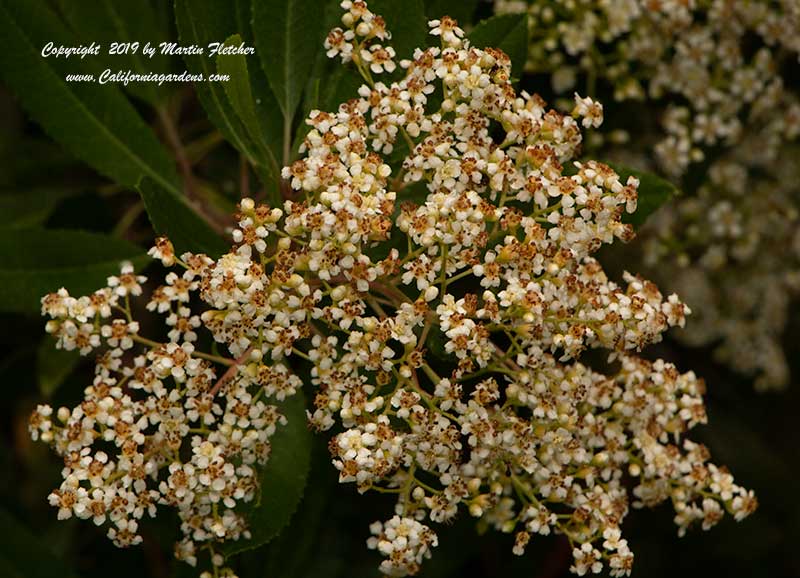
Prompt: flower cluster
<box><xmin>496</xmin><ymin>0</ymin><xmax>800</xmax><ymax>177</ymax></box>
<box><xmin>641</xmin><ymin>144</ymin><xmax>800</xmax><ymax>390</ymax></box>
<box><xmin>367</xmin><ymin>516</ymin><xmax>439</xmax><ymax>576</ymax></box>
<box><xmin>285</xmin><ymin>3</ymin><xmax>753</xmax><ymax>575</ymax></box>
<box><xmin>496</xmin><ymin>0</ymin><xmax>800</xmax><ymax>391</ymax></box>
<box><xmin>325</xmin><ymin>0</ymin><xmax>397</xmax><ymax>74</ymax></box>
<box><xmin>31</xmin><ymin>232</ymin><xmax>311</xmax><ymax>576</ymax></box>
<box><xmin>30</xmin><ymin>3</ymin><xmax>757</xmax><ymax>576</ymax></box>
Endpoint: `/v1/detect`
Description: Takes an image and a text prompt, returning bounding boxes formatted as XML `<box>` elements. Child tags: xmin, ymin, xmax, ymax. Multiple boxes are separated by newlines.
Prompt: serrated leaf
<box><xmin>138</xmin><ymin>177</ymin><xmax>229</xmax><ymax>257</ymax></box>
<box><xmin>0</xmin><ymin>229</ymin><xmax>147</xmax><ymax>313</ymax></box>
<box><xmin>0</xmin><ymin>0</ymin><xmax>180</xmax><ymax>194</ymax></box>
<box><xmin>253</xmin><ymin>0</ymin><xmax>327</xmax><ymax>121</ymax></box>
<box><xmin>468</xmin><ymin>14</ymin><xmax>529</xmax><ymax>79</ymax></box>
<box><xmin>260</xmin><ymin>445</ymin><xmax>336</xmax><ymax>578</ymax></box>
<box><xmin>217</xmin><ymin>34</ymin><xmax>282</xmax><ymax>204</ymax></box>
<box><xmin>229</xmin><ymin>1</ymin><xmax>286</xmax><ymax>164</ymax></box>
<box><xmin>56</xmin><ymin>0</ymin><xmax>173</xmax><ymax>105</ymax></box>
<box><xmin>608</xmin><ymin>163</ymin><xmax>678</xmax><ymax>228</ymax></box>
<box><xmin>222</xmin><ymin>390</ymin><xmax>312</xmax><ymax>557</ymax></box>
<box><xmin>174</xmin><ymin>0</ymin><xmax>263</xmax><ymax>167</ymax></box>
<box><xmin>0</xmin><ymin>509</ymin><xmax>84</xmax><ymax>578</ymax></box>
<box><xmin>0</xmin><ymin>189</ymin><xmax>81</xmax><ymax>229</ymax></box>
<box><xmin>37</xmin><ymin>337</ymin><xmax>82</xmax><ymax>397</ymax></box>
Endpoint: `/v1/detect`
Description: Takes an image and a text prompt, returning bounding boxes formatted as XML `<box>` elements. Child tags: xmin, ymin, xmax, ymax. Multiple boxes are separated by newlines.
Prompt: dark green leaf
<box><xmin>0</xmin><ymin>0</ymin><xmax>180</xmax><ymax>193</ymax></box>
<box><xmin>56</xmin><ymin>0</ymin><xmax>173</xmax><ymax>105</ymax></box>
<box><xmin>235</xmin><ymin>0</ymin><xmax>254</xmax><ymax>43</ymax></box>
<box><xmin>253</xmin><ymin>0</ymin><xmax>327</xmax><ymax>120</ymax></box>
<box><xmin>468</xmin><ymin>14</ymin><xmax>529</xmax><ymax>79</ymax></box>
<box><xmin>291</xmin><ymin>76</ymin><xmax>320</xmax><ymax>152</ymax></box>
<box><xmin>138</xmin><ymin>177</ymin><xmax>229</xmax><ymax>257</ymax></box>
<box><xmin>0</xmin><ymin>189</ymin><xmax>81</xmax><ymax>229</ymax></box>
<box><xmin>246</xmin><ymin>53</ymin><xmax>286</xmax><ymax>170</ymax></box>
<box><xmin>217</xmin><ymin>34</ymin><xmax>282</xmax><ymax>203</ymax></box>
<box><xmin>0</xmin><ymin>228</ymin><xmax>146</xmax><ymax>313</ymax></box>
<box><xmin>222</xmin><ymin>390</ymin><xmax>312</xmax><ymax>556</ymax></box>
<box><xmin>0</xmin><ymin>509</ymin><xmax>83</xmax><ymax>578</ymax></box>
<box><xmin>290</xmin><ymin>0</ymin><xmax>361</xmax><ymax>153</ymax></box>
<box><xmin>423</xmin><ymin>0</ymin><xmax>479</xmax><ymax>26</ymax></box>
<box><xmin>259</xmin><ymin>445</ymin><xmax>336</xmax><ymax>578</ymax></box>
<box><xmin>367</xmin><ymin>0</ymin><xmax>427</xmax><ymax>60</ymax></box>
<box><xmin>232</xmin><ymin>0</ymin><xmax>287</xmax><ymax>169</ymax></box>
<box><xmin>319</xmin><ymin>66</ymin><xmax>366</xmax><ymax>114</ymax></box>
<box><xmin>174</xmin><ymin>0</ymin><xmax>263</xmax><ymax>167</ymax></box>
<box><xmin>608</xmin><ymin>163</ymin><xmax>678</xmax><ymax>228</ymax></box>
<box><xmin>0</xmin><ymin>139</ymin><xmax>79</xmax><ymax>191</ymax></box>
<box><xmin>37</xmin><ymin>337</ymin><xmax>82</xmax><ymax>397</ymax></box>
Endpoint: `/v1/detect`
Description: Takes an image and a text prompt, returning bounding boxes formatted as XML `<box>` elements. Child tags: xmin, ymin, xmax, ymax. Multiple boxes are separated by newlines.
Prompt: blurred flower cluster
<box><xmin>496</xmin><ymin>0</ymin><xmax>800</xmax><ymax>389</ymax></box>
<box><xmin>643</xmin><ymin>146</ymin><xmax>800</xmax><ymax>390</ymax></box>
<box><xmin>496</xmin><ymin>0</ymin><xmax>800</xmax><ymax>175</ymax></box>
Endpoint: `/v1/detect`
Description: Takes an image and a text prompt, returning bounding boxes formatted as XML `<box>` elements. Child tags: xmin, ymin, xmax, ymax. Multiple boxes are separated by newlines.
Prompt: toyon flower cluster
<box><xmin>496</xmin><ymin>0</ymin><xmax>800</xmax><ymax>177</ymax></box>
<box><xmin>642</xmin><ymin>145</ymin><xmax>800</xmax><ymax>391</ymax></box>
<box><xmin>30</xmin><ymin>2</ymin><xmax>756</xmax><ymax>577</ymax></box>
<box><xmin>33</xmin><ymin>248</ymin><xmax>289</xmax><ymax>578</ymax></box>
<box><xmin>496</xmin><ymin>0</ymin><xmax>800</xmax><ymax>391</ymax></box>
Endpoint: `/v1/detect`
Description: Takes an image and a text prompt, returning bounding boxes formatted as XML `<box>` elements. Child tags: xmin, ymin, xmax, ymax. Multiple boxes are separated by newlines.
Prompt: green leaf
<box><xmin>319</xmin><ymin>66</ymin><xmax>366</xmax><ymax>114</ymax></box>
<box><xmin>230</xmin><ymin>0</ymin><xmax>286</xmax><ymax>163</ymax></box>
<box><xmin>253</xmin><ymin>0</ymin><xmax>327</xmax><ymax>121</ymax></box>
<box><xmin>138</xmin><ymin>177</ymin><xmax>229</xmax><ymax>257</ymax></box>
<box><xmin>0</xmin><ymin>132</ymin><xmax>79</xmax><ymax>188</ymax></box>
<box><xmin>0</xmin><ymin>508</ymin><xmax>84</xmax><ymax>578</ymax></box>
<box><xmin>423</xmin><ymin>0</ymin><xmax>479</xmax><ymax>26</ymax></box>
<box><xmin>174</xmin><ymin>0</ymin><xmax>264</xmax><ymax>168</ymax></box>
<box><xmin>290</xmin><ymin>0</ymin><xmax>360</xmax><ymax>153</ymax></box>
<box><xmin>56</xmin><ymin>0</ymin><xmax>173</xmax><ymax>105</ymax></box>
<box><xmin>246</xmin><ymin>52</ymin><xmax>287</xmax><ymax>171</ymax></box>
<box><xmin>259</xmin><ymin>445</ymin><xmax>337</xmax><ymax>578</ymax></box>
<box><xmin>217</xmin><ymin>34</ymin><xmax>282</xmax><ymax>203</ymax></box>
<box><xmin>222</xmin><ymin>390</ymin><xmax>312</xmax><ymax>557</ymax></box>
<box><xmin>37</xmin><ymin>337</ymin><xmax>82</xmax><ymax>397</ymax></box>
<box><xmin>0</xmin><ymin>228</ymin><xmax>146</xmax><ymax>313</ymax></box>
<box><xmin>0</xmin><ymin>0</ymin><xmax>180</xmax><ymax>194</ymax></box>
<box><xmin>367</xmin><ymin>0</ymin><xmax>427</xmax><ymax>60</ymax></box>
<box><xmin>0</xmin><ymin>189</ymin><xmax>81</xmax><ymax>229</ymax></box>
<box><xmin>468</xmin><ymin>14</ymin><xmax>529</xmax><ymax>79</ymax></box>
<box><xmin>235</xmin><ymin>0</ymin><xmax>254</xmax><ymax>43</ymax></box>
<box><xmin>608</xmin><ymin>163</ymin><xmax>678</xmax><ymax>228</ymax></box>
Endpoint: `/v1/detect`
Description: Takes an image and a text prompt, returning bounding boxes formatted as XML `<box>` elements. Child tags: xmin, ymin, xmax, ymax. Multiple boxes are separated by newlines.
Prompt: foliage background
<box><xmin>0</xmin><ymin>0</ymin><xmax>797</xmax><ymax>576</ymax></box>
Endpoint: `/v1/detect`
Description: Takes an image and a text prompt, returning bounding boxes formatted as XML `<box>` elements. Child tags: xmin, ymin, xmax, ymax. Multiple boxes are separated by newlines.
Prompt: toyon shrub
<box><xmin>28</xmin><ymin>2</ymin><xmax>756</xmax><ymax>577</ymax></box>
